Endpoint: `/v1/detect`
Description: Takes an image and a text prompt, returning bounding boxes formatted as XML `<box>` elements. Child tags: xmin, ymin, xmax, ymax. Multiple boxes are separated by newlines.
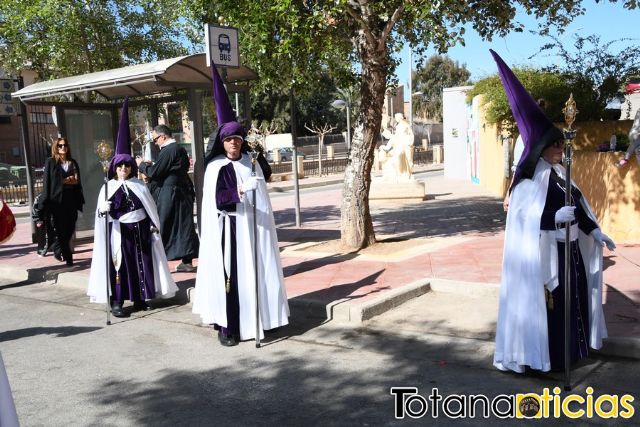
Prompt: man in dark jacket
<box><xmin>32</xmin><ymin>192</ymin><xmax>55</xmax><ymax>256</ymax></box>
<box><xmin>137</xmin><ymin>125</ymin><xmax>199</xmax><ymax>272</ymax></box>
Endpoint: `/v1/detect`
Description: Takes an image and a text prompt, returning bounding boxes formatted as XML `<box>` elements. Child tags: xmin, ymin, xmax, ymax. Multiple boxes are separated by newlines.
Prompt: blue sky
<box><xmin>395</xmin><ymin>0</ymin><xmax>640</xmax><ymax>100</ymax></box>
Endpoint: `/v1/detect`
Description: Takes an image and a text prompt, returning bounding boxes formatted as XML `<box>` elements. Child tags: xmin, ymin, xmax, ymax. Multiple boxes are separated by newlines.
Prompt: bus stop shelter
<box><xmin>12</xmin><ymin>53</ymin><xmax>257</xmax><ymax>235</ymax></box>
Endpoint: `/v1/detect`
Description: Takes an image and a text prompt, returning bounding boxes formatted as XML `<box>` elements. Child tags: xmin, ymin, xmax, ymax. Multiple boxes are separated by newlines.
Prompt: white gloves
<box><xmin>240</xmin><ymin>176</ymin><xmax>263</xmax><ymax>194</ymax></box>
<box><xmin>554</xmin><ymin>206</ymin><xmax>575</xmax><ymax>224</ymax></box>
<box><xmin>98</xmin><ymin>200</ymin><xmax>111</xmax><ymax>214</ymax></box>
<box><xmin>591</xmin><ymin>228</ymin><xmax>616</xmax><ymax>251</ymax></box>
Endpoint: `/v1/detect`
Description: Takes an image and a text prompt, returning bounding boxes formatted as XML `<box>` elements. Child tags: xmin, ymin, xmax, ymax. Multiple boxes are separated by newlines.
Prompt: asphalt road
<box><xmin>1</xmin><ymin>277</ymin><xmax>638</xmax><ymax>426</ymax></box>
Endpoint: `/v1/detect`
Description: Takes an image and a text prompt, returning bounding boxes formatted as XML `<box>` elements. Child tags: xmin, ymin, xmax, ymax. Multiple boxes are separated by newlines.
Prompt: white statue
<box><xmin>378</xmin><ymin>113</ymin><xmax>414</xmax><ymax>180</ymax></box>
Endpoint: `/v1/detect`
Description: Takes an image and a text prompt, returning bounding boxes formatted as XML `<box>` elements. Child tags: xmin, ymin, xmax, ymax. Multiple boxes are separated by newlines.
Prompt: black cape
<box><xmin>138</xmin><ymin>143</ymin><xmax>199</xmax><ymax>260</ymax></box>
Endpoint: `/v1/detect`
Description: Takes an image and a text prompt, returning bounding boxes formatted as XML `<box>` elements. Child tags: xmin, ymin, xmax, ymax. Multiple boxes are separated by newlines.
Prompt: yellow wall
<box><xmin>573</xmin><ymin>152</ymin><xmax>640</xmax><ymax>244</ymax></box>
<box><xmin>559</xmin><ymin>120</ymin><xmax>633</xmax><ymax>151</ymax></box>
<box><xmin>474</xmin><ymin>112</ymin><xmax>640</xmax><ymax>243</ymax></box>
<box><xmin>475</xmin><ymin>98</ymin><xmax>510</xmax><ymax>198</ymax></box>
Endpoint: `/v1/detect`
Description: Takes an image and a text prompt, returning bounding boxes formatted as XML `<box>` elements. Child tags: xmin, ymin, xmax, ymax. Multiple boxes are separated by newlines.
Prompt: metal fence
<box><xmin>269</xmin><ymin>144</ymin><xmax>439</xmax><ymax>177</ymax></box>
<box><xmin>302</xmin><ymin>158</ymin><xmax>349</xmax><ymax>176</ymax></box>
<box><xmin>0</xmin><ymin>182</ymin><xmax>43</xmax><ymax>205</ymax></box>
<box><xmin>0</xmin><ymin>168</ymin><xmax>44</xmax><ymax>205</ymax></box>
<box><xmin>0</xmin><ymin>145</ymin><xmax>440</xmax><ymax>204</ymax></box>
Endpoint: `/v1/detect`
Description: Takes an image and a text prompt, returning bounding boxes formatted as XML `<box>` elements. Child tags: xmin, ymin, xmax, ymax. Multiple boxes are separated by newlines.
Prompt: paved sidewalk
<box><xmin>1</xmin><ymin>165</ymin><xmax>638</xmax><ymax>359</ymax></box>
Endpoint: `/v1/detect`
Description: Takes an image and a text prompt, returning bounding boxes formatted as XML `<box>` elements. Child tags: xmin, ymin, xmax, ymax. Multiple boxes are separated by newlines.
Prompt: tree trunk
<box><xmin>340</xmin><ymin>36</ymin><xmax>387</xmax><ymax>250</ymax></box>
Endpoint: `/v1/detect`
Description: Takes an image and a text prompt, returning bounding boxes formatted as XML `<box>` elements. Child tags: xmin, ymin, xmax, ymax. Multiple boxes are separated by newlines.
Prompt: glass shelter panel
<box><xmin>64</xmin><ymin>109</ymin><xmax>113</xmax><ymax>233</ymax></box>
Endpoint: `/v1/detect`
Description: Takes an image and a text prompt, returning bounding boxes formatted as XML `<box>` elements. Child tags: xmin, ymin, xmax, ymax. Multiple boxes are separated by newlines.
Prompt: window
<box><xmin>30</xmin><ymin>112</ymin><xmax>54</xmax><ymax>124</ymax></box>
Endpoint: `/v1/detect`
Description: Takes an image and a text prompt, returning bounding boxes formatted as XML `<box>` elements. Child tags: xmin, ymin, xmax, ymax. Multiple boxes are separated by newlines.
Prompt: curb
<box><xmin>289</xmin><ymin>279</ymin><xmax>432</xmax><ymax>324</ymax></box>
<box><xmin>427</xmin><ymin>278</ymin><xmax>501</xmax><ymax>297</ymax></box>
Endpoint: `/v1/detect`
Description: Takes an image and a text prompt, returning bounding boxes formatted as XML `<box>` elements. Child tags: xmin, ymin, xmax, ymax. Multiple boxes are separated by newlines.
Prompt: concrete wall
<box><xmin>442</xmin><ymin>86</ymin><xmax>473</xmax><ymax>180</ymax></box>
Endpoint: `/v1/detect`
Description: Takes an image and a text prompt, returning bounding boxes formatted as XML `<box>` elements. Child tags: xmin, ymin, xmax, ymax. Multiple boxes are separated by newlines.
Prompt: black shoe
<box><xmin>65</xmin><ymin>260</ymin><xmax>74</xmax><ymax>266</ymax></box>
<box><xmin>217</xmin><ymin>331</ymin><xmax>238</xmax><ymax>347</ymax></box>
<box><xmin>111</xmin><ymin>303</ymin><xmax>126</xmax><ymax>318</ymax></box>
<box><xmin>133</xmin><ymin>301</ymin><xmax>150</xmax><ymax>311</ymax></box>
<box><xmin>175</xmin><ymin>262</ymin><xmax>197</xmax><ymax>273</ymax></box>
<box><xmin>54</xmin><ymin>252</ymin><xmax>63</xmax><ymax>262</ymax></box>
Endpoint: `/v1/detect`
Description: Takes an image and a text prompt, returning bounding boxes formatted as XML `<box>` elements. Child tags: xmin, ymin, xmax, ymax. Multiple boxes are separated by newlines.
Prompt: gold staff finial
<box><xmin>563</xmin><ymin>93</ymin><xmax>578</xmax><ymax>131</ymax></box>
<box><xmin>96</xmin><ymin>140</ymin><xmax>114</xmax><ymax>173</ymax></box>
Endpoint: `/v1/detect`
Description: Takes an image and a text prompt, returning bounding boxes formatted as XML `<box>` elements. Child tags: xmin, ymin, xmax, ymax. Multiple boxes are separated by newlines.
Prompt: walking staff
<box><xmin>250</xmin><ymin>150</ymin><xmax>261</xmax><ymax>348</ymax></box>
<box><xmin>96</xmin><ymin>141</ymin><xmax>114</xmax><ymax>325</ymax></box>
<box><xmin>562</xmin><ymin>94</ymin><xmax>578</xmax><ymax>391</ymax></box>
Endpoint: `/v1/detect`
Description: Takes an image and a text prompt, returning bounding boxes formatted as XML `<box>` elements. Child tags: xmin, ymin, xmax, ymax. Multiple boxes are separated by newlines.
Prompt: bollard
<box><xmin>433</xmin><ymin>145</ymin><xmax>443</xmax><ymax>164</ymax></box>
<box><xmin>326</xmin><ymin>145</ymin><xmax>335</xmax><ymax>160</ymax></box>
<box><xmin>295</xmin><ymin>155</ymin><xmax>305</xmax><ymax>178</ymax></box>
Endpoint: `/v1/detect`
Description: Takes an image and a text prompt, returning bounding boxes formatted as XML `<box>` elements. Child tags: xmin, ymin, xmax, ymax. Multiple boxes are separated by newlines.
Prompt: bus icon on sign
<box><xmin>218</xmin><ymin>34</ymin><xmax>231</xmax><ymax>53</ymax></box>
<box><xmin>206</xmin><ymin>24</ymin><xmax>239</xmax><ymax>67</ymax></box>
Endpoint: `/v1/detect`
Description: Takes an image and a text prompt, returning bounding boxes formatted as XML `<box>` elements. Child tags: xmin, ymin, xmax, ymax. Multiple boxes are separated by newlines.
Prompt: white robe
<box><xmin>87</xmin><ymin>178</ymin><xmax>177</xmax><ymax>304</ymax></box>
<box><xmin>0</xmin><ymin>352</ymin><xmax>19</xmax><ymax>427</ymax></box>
<box><xmin>494</xmin><ymin>159</ymin><xmax>607</xmax><ymax>373</ymax></box>
<box><xmin>192</xmin><ymin>154</ymin><xmax>289</xmax><ymax>340</ymax></box>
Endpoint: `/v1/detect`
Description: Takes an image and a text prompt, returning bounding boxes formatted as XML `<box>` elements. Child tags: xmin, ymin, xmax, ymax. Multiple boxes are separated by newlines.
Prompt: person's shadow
<box><xmin>259</xmin><ymin>269</ymin><xmax>386</xmax><ymax>346</ymax></box>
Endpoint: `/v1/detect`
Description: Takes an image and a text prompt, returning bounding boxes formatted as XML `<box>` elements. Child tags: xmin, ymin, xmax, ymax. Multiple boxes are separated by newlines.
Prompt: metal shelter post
<box><xmin>188</xmin><ymin>88</ymin><xmax>205</xmax><ymax>236</ymax></box>
<box><xmin>17</xmin><ymin>77</ymin><xmax>35</xmax><ymax>238</ymax></box>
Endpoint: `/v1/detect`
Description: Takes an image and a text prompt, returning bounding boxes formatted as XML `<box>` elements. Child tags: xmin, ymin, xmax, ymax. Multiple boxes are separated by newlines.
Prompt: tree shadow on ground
<box><xmin>0</xmin><ymin>263</ymin><xmax>88</xmax><ymax>290</ymax></box>
<box><xmin>273</xmin><ymin>195</ymin><xmax>505</xmax><ymax>243</ymax></box>
<box><xmin>0</xmin><ymin>326</ymin><xmax>100</xmax><ymax>343</ymax></box>
<box><xmin>0</xmin><ymin>279</ymin><xmax>36</xmax><ymax>291</ymax></box>
<box><xmin>371</xmin><ymin>196</ymin><xmax>505</xmax><ymax>239</ymax></box>
<box><xmin>276</xmin><ymin>228</ymin><xmax>341</xmax><ymax>251</ymax></box>
<box><xmin>274</xmin><ymin>204</ymin><xmax>340</xmax><ymax>229</ymax></box>
<box><xmin>77</xmin><ymin>324</ymin><xmax>637</xmax><ymax>427</ymax></box>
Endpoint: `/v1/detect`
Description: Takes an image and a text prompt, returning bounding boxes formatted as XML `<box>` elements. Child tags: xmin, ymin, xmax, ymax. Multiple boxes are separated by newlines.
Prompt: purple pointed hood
<box><xmin>490</xmin><ymin>50</ymin><xmax>563</xmax><ymax>189</ymax></box>
<box><xmin>212</xmin><ymin>60</ymin><xmax>237</xmax><ymax>126</ymax></box>
<box><xmin>204</xmin><ymin>61</ymin><xmax>247</xmax><ymax>164</ymax></box>
<box><xmin>109</xmin><ymin>96</ymin><xmax>137</xmax><ymax>179</ymax></box>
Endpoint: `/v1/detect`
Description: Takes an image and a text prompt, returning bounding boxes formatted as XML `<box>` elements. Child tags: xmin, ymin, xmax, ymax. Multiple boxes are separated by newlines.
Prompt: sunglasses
<box><xmin>57</xmin><ymin>144</ymin><xmax>68</xmax><ymax>148</ymax></box>
<box><xmin>152</xmin><ymin>135</ymin><xmax>162</xmax><ymax>143</ymax></box>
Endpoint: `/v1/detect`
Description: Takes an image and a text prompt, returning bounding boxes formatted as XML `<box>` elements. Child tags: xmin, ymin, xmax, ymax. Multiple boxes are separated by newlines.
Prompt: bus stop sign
<box><xmin>205</xmin><ymin>24</ymin><xmax>240</xmax><ymax>68</ymax></box>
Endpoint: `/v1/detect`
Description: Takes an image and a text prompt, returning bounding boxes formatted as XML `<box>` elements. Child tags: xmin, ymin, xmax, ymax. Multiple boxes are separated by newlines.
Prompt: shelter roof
<box><xmin>12</xmin><ymin>53</ymin><xmax>257</xmax><ymax>101</ymax></box>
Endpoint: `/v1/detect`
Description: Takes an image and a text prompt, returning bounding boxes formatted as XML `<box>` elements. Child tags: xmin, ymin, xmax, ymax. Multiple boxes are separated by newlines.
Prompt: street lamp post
<box><xmin>331</xmin><ymin>99</ymin><xmax>351</xmax><ymax>151</ymax></box>
<box><xmin>408</xmin><ymin>48</ymin><xmax>413</xmax><ymax>127</ymax></box>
